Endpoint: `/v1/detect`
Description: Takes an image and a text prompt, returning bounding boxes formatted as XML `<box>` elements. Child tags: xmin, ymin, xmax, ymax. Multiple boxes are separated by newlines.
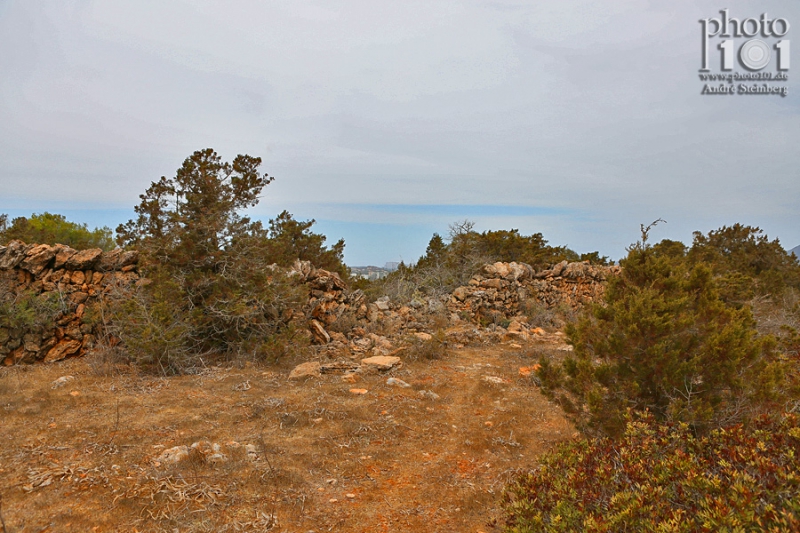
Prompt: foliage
<box><xmin>106</xmin><ymin>264</ymin><xmax>306</xmax><ymax>374</ymax></box>
<box><xmin>375</xmin><ymin>221</ymin><xmax>585</xmax><ymax>303</ymax></box>
<box><xmin>538</xmin><ymin>222</ymin><xmax>786</xmax><ymax>437</ymax></box>
<box><xmin>112</xmin><ymin>149</ymin><xmax>323</xmax><ymax>372</ymax></box>
<box><xmin>258</xmin><ymin>210</ymin><xmax>346</xmax><ymax>277</ymax></box>
<box><xmin>116</xmin><ymin>148</ymin><xmax>271</xmax><ymax>265</ymax></box>
<box><xmin>502</xmin><ymin>412</ymin><xmax>800</xmax><ymax>533</ymax></box>
<box><xmin>0</xmin><ymin>212</ymin><xmax>114</xmax><ymax>250</ymax></box>
<box><xmin>0</xmin><ymin>282</ymin><xmax>68</xmax><ymax>333</ymax></box>
<box><xmin>688</xmin><ymin>224</ymin><xmax>800</xmax><ymax>301</ymax></box>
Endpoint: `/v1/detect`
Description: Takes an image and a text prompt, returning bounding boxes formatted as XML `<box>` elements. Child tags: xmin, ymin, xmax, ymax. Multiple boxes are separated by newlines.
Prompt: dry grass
<box><xmin>0</xmin><ymin>340</ymin><xmax>574</xmax><ymax>532</ymax></box>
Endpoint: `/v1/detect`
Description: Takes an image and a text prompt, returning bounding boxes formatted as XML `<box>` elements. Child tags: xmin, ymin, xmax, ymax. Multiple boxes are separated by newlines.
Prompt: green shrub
<box><xmin>539</xmin><ymin>223</ymin><xmax>787</xmax><ymax>437</ymax></box>
<box><xmin>0</xmin><ymin>212</ymin><xmax>114</xmax><ymax>250</ymax></box>
<box><xmin>688</xmin><ymin>224</ymin><xmax>800</xmax><ymax>301</ymax></box>
<box><xmin>502</xmin><ymin>412</ymin><xmax>800</xmax><ymax>533</ymax></box>
<box><xmin>112</xmin><ymin>149</ymin><xmax>320</xmax><ymax>373</ymax></box>
<box><xmin>0</xmin><ymin>286</ymin><xmax>67</xmax><ymax>332</ymax></box>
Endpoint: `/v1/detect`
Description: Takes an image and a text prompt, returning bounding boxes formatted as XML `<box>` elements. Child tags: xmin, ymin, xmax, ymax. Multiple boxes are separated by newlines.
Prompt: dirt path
<box><xmin>0</xmin><ymin>343</ymin><xmax>573</xmax><ymax>532</ymax></box>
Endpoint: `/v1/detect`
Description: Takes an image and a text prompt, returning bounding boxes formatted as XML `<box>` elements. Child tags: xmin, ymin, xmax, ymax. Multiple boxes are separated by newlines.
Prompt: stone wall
<box><xmin>0</xmin><ymin>243</ymin><xmax>618</xmax><ymax>365</ymax></box>
<box><xmin>447</xmin><ymin>260</ymin><xmax>619</xmax><ymax>323</ymax></box>
<box><xmin>0</xmin><ymin>240</ymin><xmax>141</xmax><ymax>365</ymax></box>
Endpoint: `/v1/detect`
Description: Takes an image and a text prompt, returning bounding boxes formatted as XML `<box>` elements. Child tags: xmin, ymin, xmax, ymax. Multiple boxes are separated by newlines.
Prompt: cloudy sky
<box><xmin>1</xmin><ymin>0</ymin><xmax>798</xmax><ymax>265</ymax></box>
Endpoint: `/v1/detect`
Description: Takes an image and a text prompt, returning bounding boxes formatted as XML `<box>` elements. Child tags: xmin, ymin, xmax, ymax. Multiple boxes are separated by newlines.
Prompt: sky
<box><xmin>1</xmin><ymin>0</ymin><xmax>798</xmax><ymax>266</ymax></box>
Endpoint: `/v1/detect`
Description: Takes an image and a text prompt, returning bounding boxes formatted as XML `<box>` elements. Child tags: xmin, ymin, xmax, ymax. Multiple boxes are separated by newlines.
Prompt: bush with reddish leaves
<box><xmin>502</xmin><ymin>413</ymin><xmax>800</xmax><ymax>533</ymax></box>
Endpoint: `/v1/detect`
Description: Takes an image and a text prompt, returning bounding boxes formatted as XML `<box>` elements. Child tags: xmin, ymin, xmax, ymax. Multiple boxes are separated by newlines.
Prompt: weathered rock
<box><xmin>375</xmin><ymin>296</ymin><xmax>390</xmax><ymax>311</ymax></box>
<box><xmin>44</xmin><ymin>340</ymin><xmax>82</xmax><ymax>363</ymax></box>
<box><xmin>386</xmin><ymin>377</ymin><xmax>411</xmax><ymax>388</ymax></box>
<box><xmin>20</xmin><ymin>244</ymin><xmax>57</xmax><ymax>276</ymax></box>
<box><xmin>64</xmin><ymin>248</ymin><xmax>103</xmax><ymax>270</ymax></box>
<box><xmin>52</xmin><ymin>245</ymin><xmax>78</xmax><ymax>269</ymax></box>
<box><xmin>288</xmin><ymin>361</ymin><xmax>321</xmax><ymax>380</ymax></box>
<box><xmin>309</xmin><ymin>319</ymin><xmax>331</xmax><ymax>344</ymax></box>
<box><xmin>157</xmin><ymin>445</ymin><xmax>189</xmax><ymax>464</ymax></box>
<box><xmin>51</xmin><ymin>375</ymin><xmax>75</xmax><ymax>388</ymax></box>
<box><xmin>361</xmin><ymin>355</ymin><xmax>402</xmax><ymax>371</ymax></box>
<box><xmin>0</xmin><ymin>240</ymin><xmax>31</xmax><ymax>269</ymax></box>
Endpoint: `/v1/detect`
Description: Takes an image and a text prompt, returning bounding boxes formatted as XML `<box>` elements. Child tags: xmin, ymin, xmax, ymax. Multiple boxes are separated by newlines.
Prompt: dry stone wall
<box><xmin>447</xmin><ymin>260</ymin><xmax>619</xmax><ymax>323</ymax></box>
<box><xmin>1</xmin><ymin>243</ymin><xmax>618</xmax><ymax>366</ymax></box>
<box><xmin>0</xmin><ymin>240</ymin><xmax>141</xmax><ymax>365</ymax></box>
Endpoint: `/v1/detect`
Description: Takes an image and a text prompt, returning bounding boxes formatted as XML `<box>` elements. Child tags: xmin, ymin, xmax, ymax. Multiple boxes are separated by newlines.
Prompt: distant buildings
<box><xmin>350</xmin><ymin>266</ymin><xmax>392</xmax><ymax>281</ymax></box>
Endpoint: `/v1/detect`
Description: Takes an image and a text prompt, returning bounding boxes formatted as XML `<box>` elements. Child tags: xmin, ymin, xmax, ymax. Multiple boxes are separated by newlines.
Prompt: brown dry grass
<box><xmin>0</xmin><ymin>341</ymin><xmax>574</xmax><ymax>533</ymax></box>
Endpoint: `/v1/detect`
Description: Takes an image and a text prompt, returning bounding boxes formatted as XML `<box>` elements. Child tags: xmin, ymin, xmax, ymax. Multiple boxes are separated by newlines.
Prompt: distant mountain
<box><xmin>790</xmin><ymin>245</ymin><xmax>800</xmax><ymax>259</ymax></box>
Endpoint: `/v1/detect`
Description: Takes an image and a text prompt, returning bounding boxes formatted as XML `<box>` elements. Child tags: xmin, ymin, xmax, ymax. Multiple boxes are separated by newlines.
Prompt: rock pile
<box><xmin>0</xmin><ymin>240</ymin><xmax>141</xmax><ymax>365</ymax></box>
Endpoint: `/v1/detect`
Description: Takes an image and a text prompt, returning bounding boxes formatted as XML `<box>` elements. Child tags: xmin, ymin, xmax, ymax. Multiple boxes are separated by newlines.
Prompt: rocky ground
<box><xmin>0</xmin><ymin>333</ymin><xmax>575</xmax><ymax>533</ymax></box>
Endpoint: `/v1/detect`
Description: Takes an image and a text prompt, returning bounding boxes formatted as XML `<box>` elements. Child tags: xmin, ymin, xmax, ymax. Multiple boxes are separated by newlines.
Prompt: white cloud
<box><xmin>1</xmin><ymin>0</ymin><xmax>798</xmax><ymax>265</ymax></box>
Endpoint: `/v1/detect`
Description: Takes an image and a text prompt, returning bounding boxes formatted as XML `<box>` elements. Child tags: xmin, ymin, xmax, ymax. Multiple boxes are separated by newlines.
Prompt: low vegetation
<box><xmin>502</xmin><ymin>412</ymin><xmax>800</xmax><ymax>533</ymax></box>
<box><xmin>0</xmin><ymin>212</ymin><xmax>114</xmax><ymax>251</ymax></box>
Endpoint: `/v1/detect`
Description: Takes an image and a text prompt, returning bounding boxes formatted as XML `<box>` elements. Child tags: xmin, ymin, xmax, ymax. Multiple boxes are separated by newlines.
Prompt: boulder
<box><xmin>52</xmin><ymin>244</ymin><xmax>78</xmax><ymax>269</ymax></box>
<box><xmin>0</xmin><ymin>240</ymin><xmax>32</xmax><ymax>270</ymax></box>
<box><xmin>309</xmin><ymin>319</ymin><xmax>331</xmax><ymax>344</ymax></box>
<box><xmin>44</xmin><ymin>340</ymin><xmax>82</xmax><ymax>363</ymax></box>
<box><xmin>20</xmin><ymin>244</ymin><xmax>56</xmax><ymax>276</ymax></box>
<box><xmin>288</xmin><ymin>361</ymin><xmax>321</xmax><ymax>380</ymax></box>
<box><xmin>360</xmin><ymin>355</ymin><xmax>402</xmax><ymax>372</ymax></box>
<box><xmin>64</xmin><ymin>248</ymin><xmax>103</xmax><ymax>270</ymax></box>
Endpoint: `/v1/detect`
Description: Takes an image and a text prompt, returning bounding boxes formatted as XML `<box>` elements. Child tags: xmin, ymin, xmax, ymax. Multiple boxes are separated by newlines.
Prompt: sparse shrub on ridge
<box><xmin>372</xmin><ymin>221</ymin><xmax>603</xmax><ymax>304</ymax></box>
<box><xmin>0</xmin><ymin>212</ymin><xmax>114</xmax><ymax>251</ymax></box>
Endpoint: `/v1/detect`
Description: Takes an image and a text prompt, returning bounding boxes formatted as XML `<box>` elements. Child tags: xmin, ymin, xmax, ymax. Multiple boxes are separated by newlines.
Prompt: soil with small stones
<box><xmin>0</xmin><ymin>342</ymin><xmax>574</xmax><ymax>533</ymax></box>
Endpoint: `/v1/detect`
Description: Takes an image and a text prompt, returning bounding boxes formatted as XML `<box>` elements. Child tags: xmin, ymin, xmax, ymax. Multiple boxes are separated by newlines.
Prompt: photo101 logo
<box><xmin>699</xmin><ymin>9</ymin><xmax>790</xmax><ymax>97</ymax></box>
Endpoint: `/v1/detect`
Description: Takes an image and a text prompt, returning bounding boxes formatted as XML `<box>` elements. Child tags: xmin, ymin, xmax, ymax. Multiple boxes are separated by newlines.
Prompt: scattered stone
<box><xmin>361</xmin><ymin>355</ymin><xmax>402</xmax><ymax>372</ymax></box>
<box><xmin>157</xmin><ymin>445</ymin><xmax>189</xmax><ymax>464</ymax></box>
<box><xmin>51</xmin><ymin>375</ymin><xmax>75</xmax><ymax>389</ymax></box>
<box><xmin>288</xmin><ymin>361</ymin><xmax>321</xmax><ymax>380</ymax></box>
<box><xmin>418</xmin><ymin>390</ymin><xmax>440</xmax><ymax>400</ymax></box>
<box><xmin>346</xmin><ymin>493</ymin><xmax>356</xmax><ymax>499</ymax></box>
<box><xmin>386</xmin><ymin>377</ymin><xmax>411</xmax><ymax>388</ymax></box>
<box><xmin>245</xmin><ymin>444</ymin><xmax>259</xmax><ymax>462</ymax></box>
<box><xmin>413</xmin><ymin>332</ymin><xmax>432</xmax><ymax>341</ymax></box>
<box><xmin>518</xmin><ymin>365</ymin><xmax>540</xmax><ymax>377</ymax></box>
<box><xmin>482</xmin><ymin>376</ymin><xmax>508</xmax><ymax>385</ymax></box>
<box><xmin>349</xmin><ymin>388</ymin><xmax>368</xmax><ymax>395</ymax></box>
<box><xmin>342</xmin><ymin>372</ymin><xmax>360</xmax><ymax>383</ymax></box>
<box><xmin>374</xmin><ymin>296</ymin><xmax>391</xmax><ymax>311</ymax></box>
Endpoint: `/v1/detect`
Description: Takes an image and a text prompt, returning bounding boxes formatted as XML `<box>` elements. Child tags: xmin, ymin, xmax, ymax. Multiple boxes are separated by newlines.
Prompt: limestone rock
<box><xmin>361</xmin><ymin>355</ymin><xmax>402</xmax><ymax>372</ymax></box>
<box><xmin>44</xmin><ymin>340</ymin><xmax>82</xmax><ymax>363</ymax></box>
<box><xmin>157</xmin><ymin>445</ymin><xmax>189</xmax><ymax>464</ymax></box>
<box><xmin>0</xmin><ymin>240</ymin><xmax>31</xmax><ymax>269</ymax></box>
<box><xmin>64</xmin><ymin>248</ymin><xmax>103</xmax><ymax>270</ymax></box>
<box><xmin>20</xmin><ymin>244</ymin><xmax>56</xmax><ymax>276</ymax></box>
<box><xmin>374</xmin><ymin>296</ymin><xmax>391</xmax><ymax>311</ymax></box>
<box><xmin>288</xmin><ymin>361</ymin><xmax>321</xmax><ymax>380</ymax></box>
<box><xmin>386</xmin><ymin>377</ymin><xmax>411</xmax><ymax>388</ymax></box>
<box><xmin>309</xmin><ymin>319</ymin><xmax>331</xmax><ymax>344</ymax></box>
